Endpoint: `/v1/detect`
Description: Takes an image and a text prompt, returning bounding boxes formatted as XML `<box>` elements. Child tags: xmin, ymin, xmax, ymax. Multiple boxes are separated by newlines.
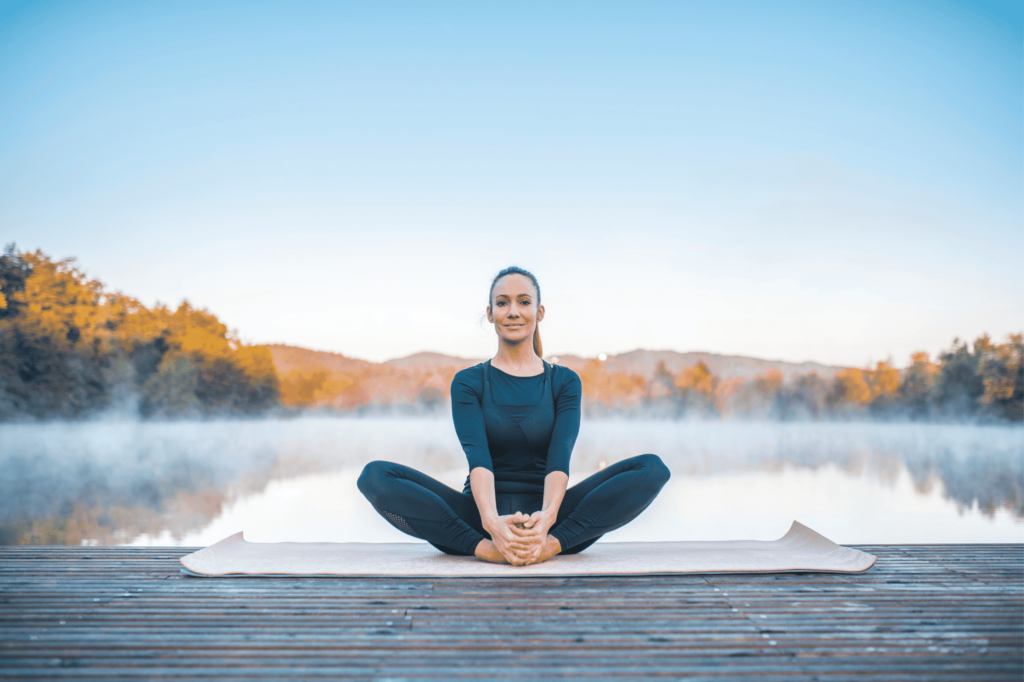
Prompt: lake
<box><xmin>1</xmin><ymin>418</ymin><xmax>1020</xmax><ymax>547</ymax></box>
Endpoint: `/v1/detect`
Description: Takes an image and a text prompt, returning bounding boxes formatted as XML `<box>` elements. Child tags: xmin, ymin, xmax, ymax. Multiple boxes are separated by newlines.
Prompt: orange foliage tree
<box><xmin>4</xmin><ymin>244</ymin><xmax>1020</xmax><ymax>422</ymax></box>
<box><xmin>0</xmin><ymin>245</ymin><xmax>278</xmax><ymax>418</ymax></box>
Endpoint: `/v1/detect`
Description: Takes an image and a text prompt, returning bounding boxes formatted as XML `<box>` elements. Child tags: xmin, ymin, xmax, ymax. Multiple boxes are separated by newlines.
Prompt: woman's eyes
<box><xmin>496</xmin><ymin>299</ymin><xmax>531</xmax><ymax>307</ymax></box>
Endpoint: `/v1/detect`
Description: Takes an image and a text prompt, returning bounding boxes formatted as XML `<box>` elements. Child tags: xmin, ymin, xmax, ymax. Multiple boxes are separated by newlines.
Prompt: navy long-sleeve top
<box><xmin>451</xmin><ymin>362</ymin><xmax>582</xmax><ymax>493</ymax></box>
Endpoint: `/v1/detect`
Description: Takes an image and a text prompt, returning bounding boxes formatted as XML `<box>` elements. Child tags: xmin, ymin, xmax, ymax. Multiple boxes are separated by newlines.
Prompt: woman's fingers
<box><xmin>508</xmin><ymin>514</ymin><xmax>534</xmax><ymax>531</ymax></box>
<box><xmin>500</xmin><ymin>538</ymin><xmax>540</xmax><ymax>556</ymax></box>
<box><xmin>493</xmin><ymin>513</ymin><xmax>547</xmax><ymax>566</ymax></box>
<box><xmin>506</xmin><ymin>539</ymin><xmax>539</xmax><ymax>551</ymax></box>
<box><xmin>502</xmin><ymin>524</ymin><xmax>534</xmax><ymax>539</ymax></box>
<box><xmin>508</xmin><ymin>523</ymin><xmax>543</xmax><ymax>538</ymax></box>
<box><xmin>508</xmin><ymin>546</ymin><xmax>537</xmax><ymax>556</ymax></box>
<box><xmin>494</xmin><ymin>533</ymin><xmax>542</xmax><ymax>564</ymax></box>
<box><xmin>510</xmin><ymin>541</ymin><xmax>540</xmax><ymax>555</ymax></box>
<box><xmin>505</xmin><ymin>512</ymin><xmax>544</xmax><ymax>533</ymax></box>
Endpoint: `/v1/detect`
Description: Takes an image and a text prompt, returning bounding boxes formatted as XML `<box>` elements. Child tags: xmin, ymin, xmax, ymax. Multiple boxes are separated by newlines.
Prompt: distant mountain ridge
<box><xmin>268</xmin><ymin>344</ymin><xmax>842</xmax><ymax>381</ymax></box>
<box><xmin>265</xmin><ymin>342</ymin><xmax>1022</xmax><ymax>422</ymax></box>
<box><xmin>267</xmin><ymin>344</ymin><xmax>377</xmax><ymax>375</ymax></box>
<box><xmin>549</xmin><ymin>350</ymin><xmax>842</xmax><ymax>381</ymax></box>
<box><xmin>383</xmin><ymin>351</ymin><xmax>482</xmax><ymax>371</ymax></box>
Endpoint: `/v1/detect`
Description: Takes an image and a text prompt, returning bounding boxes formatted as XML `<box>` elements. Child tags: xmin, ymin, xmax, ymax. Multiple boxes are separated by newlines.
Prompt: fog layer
<box><xmin>1</xmin><ymin>418</ymin><xmax>1020</xmax><ymax>545</ymax></box>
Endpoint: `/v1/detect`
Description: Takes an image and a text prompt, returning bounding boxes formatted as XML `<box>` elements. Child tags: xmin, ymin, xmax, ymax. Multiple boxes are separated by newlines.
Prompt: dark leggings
<box><xmin>357</xmin><ymin>454</ymin><xmax>671</xmax><ymax>556</ymax></box>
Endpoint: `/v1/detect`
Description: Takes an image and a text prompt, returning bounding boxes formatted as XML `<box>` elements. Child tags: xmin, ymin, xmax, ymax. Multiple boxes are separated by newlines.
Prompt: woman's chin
<box><xmin>497</xmin><ymin>327</ymin><xmax>532</xmax><ymax>339</ymax></box>
<box><xmin>498</xmin><ymin>332</ymin><xmax>532</xmax><ymax>345</ymax></box>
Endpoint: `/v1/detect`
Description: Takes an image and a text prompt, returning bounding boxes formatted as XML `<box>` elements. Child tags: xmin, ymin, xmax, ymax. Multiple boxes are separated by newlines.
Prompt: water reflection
<box><xmin>0</xmin><ymin>418</ymin><xmax>1020</xmax><ymax>546</ymax></box>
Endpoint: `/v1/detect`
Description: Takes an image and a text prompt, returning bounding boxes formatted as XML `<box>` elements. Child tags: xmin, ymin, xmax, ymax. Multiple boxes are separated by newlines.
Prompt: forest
<box><xmin>570</xmin><ymin>343</ymin><xmax>1022</xmax><ymax>422</ymax></box>
<box><xmin>1</xmin><ymin>245</ymin><xmax>1021</xmax><ymax>422</ymax></box>
<box><xmin>0</xmin><ymin>246</ymin><xmax>278</xmax><ymax>419</ymax></box>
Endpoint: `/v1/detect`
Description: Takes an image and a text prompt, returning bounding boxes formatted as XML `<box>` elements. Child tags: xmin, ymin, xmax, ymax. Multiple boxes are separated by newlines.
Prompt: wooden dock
<box><xmin>1</xmin><ymin>544</ymin><xmax>1021</xmax><ymax>680</ymax></box>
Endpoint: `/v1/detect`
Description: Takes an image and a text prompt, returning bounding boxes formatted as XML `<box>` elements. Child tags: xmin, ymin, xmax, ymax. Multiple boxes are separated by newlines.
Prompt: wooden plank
<box><xmin>0</xmin><ymin>544</ymin><xmax>1021</xmax><ymax>680</ymax></box>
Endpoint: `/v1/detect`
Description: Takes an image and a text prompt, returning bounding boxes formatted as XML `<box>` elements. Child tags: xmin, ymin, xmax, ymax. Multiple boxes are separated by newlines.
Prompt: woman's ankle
<box><xmin>536</xmin><ymin>534</ymin><xmax>562</xmax><ymax>563</ymax></box>
<box><xmin>473</xmin><ymin>539</ymin><xmax>506</xmax><ymax>564</ymax></box>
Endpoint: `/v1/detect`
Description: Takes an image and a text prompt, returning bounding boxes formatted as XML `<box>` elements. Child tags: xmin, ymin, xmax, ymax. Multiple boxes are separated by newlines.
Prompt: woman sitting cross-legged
<box><xmin>357</xmin><ymin>266</ymin><xmax>671</xmax><ymax>566</ymax></box>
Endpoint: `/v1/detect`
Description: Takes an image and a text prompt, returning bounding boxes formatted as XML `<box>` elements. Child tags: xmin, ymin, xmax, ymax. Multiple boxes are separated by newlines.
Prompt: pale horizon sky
<box><xmin>2</xmin><ymin>1</ymin><xmax>1021</xmax><ymax>367</ymax></box>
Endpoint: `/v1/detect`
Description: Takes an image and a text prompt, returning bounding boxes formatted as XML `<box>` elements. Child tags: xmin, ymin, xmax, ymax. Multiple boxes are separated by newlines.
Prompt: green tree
<box><xmin>978</xmin><ymin>334</ymin><xmax>1023</xmax><ymax>421</ymax></box>
<box><xmin>775</xmin><ymin>372</ymin><xmax>829</xmax><ymax>420</ymax></box>
<box><xmin>899</xmin><ymin>351</ymin><xmax>938</xmax><ymax>419</ymax></box>
<box><xmin>932</xmin><ymin>337</ymin><xmax>986</xmax><ymax>418</ymax></box>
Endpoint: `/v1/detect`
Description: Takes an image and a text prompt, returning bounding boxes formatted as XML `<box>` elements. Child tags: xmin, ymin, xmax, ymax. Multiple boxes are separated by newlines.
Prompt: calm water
<box><xmin>1</xmin><ymin>418</ymin><xmax>1020</xmax><ymax>547</ymax></box>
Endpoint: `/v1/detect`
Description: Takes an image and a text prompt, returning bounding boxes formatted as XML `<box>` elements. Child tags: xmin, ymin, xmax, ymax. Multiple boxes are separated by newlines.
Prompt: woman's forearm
<box><xmin>469</xmin><ymin>467</ymin><xmax>501</xmax><ymax>533</ymax></box>
<box><xmin>540</xmin><ymin>471</ymin><xmax>568</xmax><ymax>523</ymax></box>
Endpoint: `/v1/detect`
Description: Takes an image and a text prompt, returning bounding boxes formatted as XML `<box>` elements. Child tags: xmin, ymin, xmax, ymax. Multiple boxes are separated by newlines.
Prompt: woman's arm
<box><xmin>544</xmin><ymin>369</ymin><xmax>582</xmax><ymax>477</ymax></box>
<box><xmin>470</xmin><ymin>467</ymin><xmax>535</xmax><ymax>565</ymax></box>
<box><xmin>451</xmin><ymin>369</ymin><xmax>492</xmax><ymax>472</ymax></box>
<box><xmin>533</xmin><ymin>470</ymin><xmax>568</xmax><ymax>532</ymax></box>
<box><xmin>512</xmin><ymin>471</ymin><xmax>568</xmax><ymax>563</ymax></box>
<box><xmin>469</xmin><ymin>466</ymin><xmax>501</xmax><ymax>530</ymax></box>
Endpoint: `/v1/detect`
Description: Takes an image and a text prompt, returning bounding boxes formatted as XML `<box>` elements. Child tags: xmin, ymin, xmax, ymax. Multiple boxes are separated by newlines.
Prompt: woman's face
<box><xmin>487</xmin><ymin>274</ymin><xmax>544</xmax><ymax>346</ymax></box>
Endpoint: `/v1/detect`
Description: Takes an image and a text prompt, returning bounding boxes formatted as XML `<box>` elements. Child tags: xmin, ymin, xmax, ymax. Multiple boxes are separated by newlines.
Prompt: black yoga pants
<box><xmin>357</xmin><ymin>454</ymin><xmax>671</xmax><ymax>556</ymax></box>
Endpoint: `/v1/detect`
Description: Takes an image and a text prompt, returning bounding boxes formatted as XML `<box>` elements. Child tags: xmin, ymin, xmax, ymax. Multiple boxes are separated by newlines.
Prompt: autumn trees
<box><xmin>275</xmin><ymin>360</ymin><xmax>459</xmax><ymax>412</ymax></box>
<box><xmin>0</xmin><ymin>245</ymin><xmax>278</xmax><ymax>419</ymax></box>
<box><xmin>571</xmin><ymin>337</ymin><xmax>1022</xmax><ymax>422</ymax></box>
<box><xmin>1</xmin><ymin>244</ymin><xmax>1020</xmax><ymax>422</ymax></box>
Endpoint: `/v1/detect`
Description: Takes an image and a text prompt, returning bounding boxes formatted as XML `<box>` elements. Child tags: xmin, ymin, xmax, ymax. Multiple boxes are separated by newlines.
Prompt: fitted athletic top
<box><xmin>451</xmin><ymin>360</ymin><xmax>583</xmax><ymax>494</ymax></box>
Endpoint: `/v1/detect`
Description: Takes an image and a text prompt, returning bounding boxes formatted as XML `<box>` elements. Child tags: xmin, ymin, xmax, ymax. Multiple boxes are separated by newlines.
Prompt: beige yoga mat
<box><xmin>179</xmin><ymin>521</ymin><xmax>876</xmax><ymax>577</ymax></box>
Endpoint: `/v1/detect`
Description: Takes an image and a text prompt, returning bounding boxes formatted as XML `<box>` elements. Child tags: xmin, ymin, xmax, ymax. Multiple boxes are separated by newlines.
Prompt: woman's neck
<box><xmin>492</xmin><ymin>340</ymin><xmax>543</xmax><ymax>377</ymax></box>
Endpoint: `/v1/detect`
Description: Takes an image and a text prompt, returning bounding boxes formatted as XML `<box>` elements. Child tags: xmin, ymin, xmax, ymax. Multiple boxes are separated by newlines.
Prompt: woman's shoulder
<box><xmin>548</xmin><ymin>362</ymin><xmax>582</xmax><ymax>389</ymax></box>
<box><xmin>452</xmin><ymin>362</ymin><xmax>487</xmax><ymax>392</ymax></box>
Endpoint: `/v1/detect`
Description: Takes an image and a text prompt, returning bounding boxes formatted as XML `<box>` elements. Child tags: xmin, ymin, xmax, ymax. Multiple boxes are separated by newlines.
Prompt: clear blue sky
<box><xmin>2</xmin><ymin>0</ymin><xmax>1021</xmax><ymax>365</ymax></box>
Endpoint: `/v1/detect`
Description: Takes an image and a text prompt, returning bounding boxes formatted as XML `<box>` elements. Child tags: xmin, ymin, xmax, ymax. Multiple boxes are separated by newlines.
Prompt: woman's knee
<box><xmin>357</xmin><ymin>460</ymin><xmax>395</xmax><ymax>501</ymax></box>
<box><xmin>637</xmin><ymin>453</ymin><xmax>671</xmax><ymax>488</ymax></box>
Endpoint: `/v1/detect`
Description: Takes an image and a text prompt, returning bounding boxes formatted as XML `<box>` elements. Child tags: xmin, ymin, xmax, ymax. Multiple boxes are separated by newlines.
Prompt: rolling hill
<box><xmin>269</xmin><ymin>345</ymin><xmax>842</xmax><ymax>381</ymax></box>
<box><xmin>548</xmin><ymin>350</ymin><xmax>841</xmax><ymax>381</ymax></box>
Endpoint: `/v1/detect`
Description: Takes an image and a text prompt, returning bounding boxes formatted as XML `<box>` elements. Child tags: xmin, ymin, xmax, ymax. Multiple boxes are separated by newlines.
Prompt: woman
<box><xmin>358</xmin><ymin>266</ymin><xmax>670</xmax><ymax>566</ymax></box>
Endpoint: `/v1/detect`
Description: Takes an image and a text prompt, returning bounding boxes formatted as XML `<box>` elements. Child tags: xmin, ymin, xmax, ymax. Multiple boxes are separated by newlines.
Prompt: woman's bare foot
<box><xmin>531</xmin><ymin>534</ymin><xmax>562</xmax><ymax>565</ymax></box>
<box><xmin>473</xmin><ymin>539</ymin><xmax>508</xmax><ymax>564</ymax></box>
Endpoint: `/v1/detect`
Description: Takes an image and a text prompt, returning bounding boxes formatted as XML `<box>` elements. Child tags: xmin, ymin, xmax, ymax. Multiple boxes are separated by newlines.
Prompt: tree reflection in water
<box><xmin>0</xmin><ymin>419</ymin><xmax>1020</xmax><ymax>545</ymax></box>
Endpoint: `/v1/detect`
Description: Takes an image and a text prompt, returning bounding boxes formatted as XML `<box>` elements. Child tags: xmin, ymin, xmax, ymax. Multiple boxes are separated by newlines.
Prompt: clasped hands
<box><xmin>484</xmin><ymin>510</ymin><xmax>554</xmax><ymax>566</ymax></box>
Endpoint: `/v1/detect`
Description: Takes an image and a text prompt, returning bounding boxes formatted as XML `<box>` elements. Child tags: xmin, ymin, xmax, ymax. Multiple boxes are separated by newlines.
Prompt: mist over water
<box><xmin>1</xmin><ymin>417</ymin><xmax>1020</xmax><ymax>547</ymax></box>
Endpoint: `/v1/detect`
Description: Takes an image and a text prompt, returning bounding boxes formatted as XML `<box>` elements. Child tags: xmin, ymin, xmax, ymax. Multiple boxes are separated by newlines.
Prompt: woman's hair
<box><xmin>489</xmin><ymin>265</ymin><xmax>543</xmax><ymax>358</ymax></box>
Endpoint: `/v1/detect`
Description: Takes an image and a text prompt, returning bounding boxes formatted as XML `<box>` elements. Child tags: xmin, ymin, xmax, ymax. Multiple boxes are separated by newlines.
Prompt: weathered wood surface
<box><xmin>0</xmin><ymin>544</ymin><xmax>1021</xmax><ymax>680</ymax></box>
